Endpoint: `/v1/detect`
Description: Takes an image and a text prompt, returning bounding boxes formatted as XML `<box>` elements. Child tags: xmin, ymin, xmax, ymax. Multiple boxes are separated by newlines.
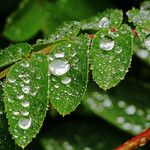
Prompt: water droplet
<box><xmin>62</xmin><ymin>76</ymin><xmax>71</xmax><ymax>84</ymax></box>
<box><xmin>8</xmin><ymin>76</ymin><xmax>16</xmax><ymax>83</ymax></box>
<box><xmin>68</xmin><ymin>44</ymin><xmax>71</xmax><ymax>47</ymax></box>
<box><xmin>21</xmin><ymin>110</ymin><xmax>29</xmax><ymax>116</ymax></box>
<box><xmin>54</xmin><ymin>51</ymin><xmax>65</xmax><ymax>58</ymax></box>
<box><xmin>13</xmin><ymin>111</ymin><xmax>19</xmax><ymax>116</ymax></box>
<box><xmin>103</xmin><ymin>99</ymin><xmax>112</xmax><ymax>107</ymax></box>
<box><xmin>20</xmin><ymin>61</ymin><xmax>29</xmax><ymax>68</ymax></box>
<box><xmin>125</xmin><ymin>105</ymin><xmax>136</xmax><ymax>115</ymax></box>
<box><xmin>49</xmin><ymin>59</ymin><xmax>70</xmax><ymax>76</ymax></box>
<box><xmin>132</xmin><ymin>125</ymin><xmax>142</xmax><ymax>134</ymax></box>
<box><xmin>119</xmin><ymin>66</ymin><xmax>125</xmax><ymax>72</ymax></box>
<box><xmin>22</xmin><ymin>77</ymin><xmax>30</xmax><ymax>84</ymax></box>
<box><xmin>136</xmin><ymin>49</ymin><xmax>149</xmax><ymax>58</ymax></box>
<box><xmin>22</xmin><ymin>86</ymin><xmax>30</xmax><ymax>94</ymax></box>
<box><xmin>122</xmin><ymin>122</ymin><xmax>132</xmax><ymax>130</ymax></box>
<box><xmin>17</xmin><ymin>94</ymin><xmax>24</xmax><ymax>100</ymax></box>
<box><xmin>21</xmin><ymin>101</ymin><xmax>30</xmax><ymax>107</ymax></box>
<box><xmin>116</xmin><ymin>117</ymin><xmax>125</xmax><ymax>124</ymax></box>
<box><xmin>48</xmin><ymin>55</ymin><xmax>54</xmax><ymax>61</ymax></box>
<box><xmin>118</xmin><ymin>101</ymin><xmax>126</xmax><ymax>108</ymax></box>
<box><xmin>100</xmin><ymin>36</ymin><xmax>115</xmax><ymax>51</ymax></box>
<box><xmin>144</xmin><ymin>35</ymin><xmax>150</xmax><ymax>50</ymax></box>
<box><xmin>70</xmin><ymin>50</ymin><xmax>77</xmax><ymax>57</ymax></box>
<box><xmin>115</xmin><ymin>46</ymin><xmax>122</xmax><ymax>54</ymax></box>
<box><xmin>18</xmin><ymin>117</ymin><xmax>32</xmax><ymax>130</ymax></box>
<box><xmin>54</xmin><ymin>85</ymin><xmax>59</xmax><ymax>88</ymax></box>
<box><xmin>98</xmin><ymin>17</ymin><xmax>110</xmax><ymax>28</ymax></box>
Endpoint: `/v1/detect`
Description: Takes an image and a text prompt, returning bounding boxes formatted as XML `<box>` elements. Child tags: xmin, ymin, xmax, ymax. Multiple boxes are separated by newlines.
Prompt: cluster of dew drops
<box><xmin>48</xmin><ymin>43</ymin><xmax>78</xmax><ymax>86</ymax></box>
<box><xmin>98</xmin><ymin>16</ymin><xmax>124</xmax><ymax>53</ymax></box>
<box><xmin>6</xmin><ymin>56</ymin><xmax>44</xmax><ymax>133</ymax></box>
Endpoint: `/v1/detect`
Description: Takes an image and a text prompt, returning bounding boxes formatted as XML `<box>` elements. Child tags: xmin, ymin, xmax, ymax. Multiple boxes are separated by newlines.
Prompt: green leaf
<box><xmin>83</xmin><ymin>78</ymin><xmax>150</xmax><ymax>135</ymax></box>
<box><xmin>0</xmin><ymin>43</ymin><xmax>31</xmax><ymax>68</ymax></box>
<box><xmin>91</xmin><ymin>24</ymin><xmax>133</xmax><ymax>90</ymax></box>
<box><xmin>40</xmin><ymin>119</ymin><xmax>130</xmax><ymax>150</ymax></box>
<box><xmin>3</xmin><ymin>0</ymin><xmax>49</xmax><ymax>41</ymax></box>
<box><xmin>47</xmin><ymin>21</ymin><xmax>81</xmax><ymax>43</ymax></box>
<box><xmin>0</xmin><ymin>82</ymin><xmax>19</xmax><ymax>150</ymax></box>
<box><xmin>4</xmin><ymin>54</ymin><xmax>49</xmax><ymax>148</ymax></box>
<box><xmin>49</xmin><ymin>35</ymin><xmax>89</xmax><ymax>115</ymax></box>
<box><xmin>126</xmin><ymin>8</ymin><xmax>150</xmax><ymax>26</ymax></box>
<box><xmin>81</xmin><ymin>9</ymin><xmax>123</xmax><ymax>31</ymax></box>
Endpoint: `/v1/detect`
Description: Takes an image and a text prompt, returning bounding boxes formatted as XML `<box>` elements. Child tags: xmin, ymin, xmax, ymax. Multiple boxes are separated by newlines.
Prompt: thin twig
<box><xmin>114</xmin><ymin>128</ymin><xmax>150</xmax><ymax>150</ymax></box>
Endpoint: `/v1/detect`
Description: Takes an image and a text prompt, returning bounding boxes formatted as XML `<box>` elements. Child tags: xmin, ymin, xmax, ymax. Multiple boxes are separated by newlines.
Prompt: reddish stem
<box><xmin>131</xmin><ymin>29</ymin><xmax>138</xmax><ymax>37</ymax></box>
<box><xmin>114</xmin><ymin>128</ymin><xmax>150</xmax><ymax>150</ymax></box>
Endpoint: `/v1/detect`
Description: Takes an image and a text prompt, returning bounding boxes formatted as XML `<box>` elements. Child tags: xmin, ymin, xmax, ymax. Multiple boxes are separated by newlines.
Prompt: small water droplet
<box><xmin>22</xmin><ymin>86</ymin><xmax>30</xmax><ymax>94</ymax></box>
<box><xmin>54</xmin><ymin>51</ymin><xmax>65</xmax><ymax>58</ymax></box>
<box><xmin>62</xmin><ymin>76</ymin><xmax>71</xmax><ymax>84</ymax></box>
<box><xmin>103</xmin><ymin>99</ymin><xmax>112</xmax><ymax>107</ymax></box>
<box><xmin>116</xmin><ymin>117</ymin><xmax>125</xmax><ymax>124</ymax></box>
<box><xmin>118</xmin><ymin>101</ymin><xmax>126</xmax><ymax>108</ymax></box>
<box><xmin>100</xmin><ymin>36</ymin><xmax>115</xmax><ymax>51</ymax></box>
<box><xmin>144</xmin><ymin>35</ymin><xmax>150</xmax><ymax>50</ymax></box>
<box><xmin>21</xmin><ymin>110</ymin><xmax>29</xmax><ymax>116</ymax></box>
<box><xmin>13</xmin><ymin>111</ymin><xmax>19</xmax><ymax>116</ymax></box>
<box><xmin>18</xmin><ymin>117</ymin><xmax>32</xmax><ymax>130</ymax></box>
<box><xmin>20</xmin><ymin>61</ymin><xmax>29</xmax><ymax>68</ymax></box>
<box><xmin>98</xmin><ymin>17</ymin><xmax>110</xmax><ymax>28</ymax></box>
<box><xmin>115</xmin><ymin>46</ymin><xmax>122</xmax><ymax>54</ymax></box>
<box><xmin>49</xmin><ymin>59</ymin><xmax>70</xmax><ymax>76</ymax></box>
<box><xmin>21</xmin><ymin>101</ymin><xmax>30</xmax><ymax>107</ymax></box>
<box><xmin>54</xmin><ymin>85</ymin><xmax>59</xmax><ymax>88</ymax></box>
<box><xmin>17</xmin><ymin>94</ymin><xmax>24</xmax><ymax>100</ymax></box>
<box><xmin>68</xmin><ymin>44</ymin><xmax>71</xmax><ymax>47</ymax></box>
<box><xmin>8</xmin><ymin>76</ymin><xmax>16</xmax><ymax>83</ymax></box>
<box><xmin>136</xmin><ymin>49</ymin><xmax>149</xmax><ymax>58</ymax></box>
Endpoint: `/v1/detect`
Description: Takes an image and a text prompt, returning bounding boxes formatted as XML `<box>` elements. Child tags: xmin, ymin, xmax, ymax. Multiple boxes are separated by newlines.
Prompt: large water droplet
<box><xmin>98</xmin><ymin>17</ymin><xmax>110</xmax><ymax>28</ymax></box>
<box><xmin>62</xmin><ymin>76</ymin><xmax>71</xmax><ymax>84</ymax></box>
<box><xmin>22</xmin><ymin>86</ymin><xmax>30</xmax><ymax>94</ymax></box>
<box><xmin>49</xmin><ymin>59</ymin><xmax>70</xmax><ymax>76</ymax></box>
<box><xmin>100</xmin><ymin>36</ymin><xmax>115</xmax><ymax>51</ymax></box>
<box><xmin>18</xmin><ymin>117</ymin><xmax>32</xmax><ymax>130</ymax></box>
<box><xmin>144</xmin><ymin>35</ymin><xmax>150</xmax><ymax>50</ymax></box>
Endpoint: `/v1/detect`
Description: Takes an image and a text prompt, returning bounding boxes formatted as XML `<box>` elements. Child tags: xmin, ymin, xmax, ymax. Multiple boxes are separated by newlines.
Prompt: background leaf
<box><xmin>40</xmin><ymin>119</ymin><xmax>131</xmax><ymax>150</ymax></box>
<box><xmin>91</xmin><ymin>24</ymin><xmax>133</xmax><ymax>90</ymax></box>
<box><xmin>4</xmin><ymin>54</ymin><xmax>49</xmax><ymax>148</ymax></box>
<box><xmin>49</xmin><ymin>35</ymin><xmax>89</xmax><ymax>115</ymax></box>
<box><xmin>83</xmin><ymin>78</ymin><xmax>150</xmax><ymax>135</ymax></box>
<box><xmin>3</xmin><ymin>0</ymin><xmax>49</xmax><ymax>41</ymax></box>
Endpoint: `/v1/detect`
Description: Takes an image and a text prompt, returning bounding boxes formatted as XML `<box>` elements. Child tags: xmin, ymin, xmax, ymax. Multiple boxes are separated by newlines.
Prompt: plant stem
<box><xmin>114</xmin><ymin>128</ymin><xmax>150</xmax><ymax>150</ymax></box>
